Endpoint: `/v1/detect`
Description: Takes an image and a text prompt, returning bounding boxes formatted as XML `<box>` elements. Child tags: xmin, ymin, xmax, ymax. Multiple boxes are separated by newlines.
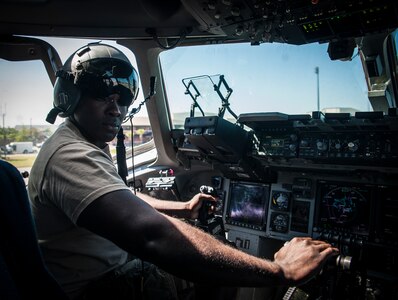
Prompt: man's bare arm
<box><xmin>77</xmin><ymin>189</ymin><xmax>338</xmax><ymax>287</ymax></box>
<box><xmin>135</xmin><ymin>191</ymin><xmax>215</xmax><ymax>219</ymax></box>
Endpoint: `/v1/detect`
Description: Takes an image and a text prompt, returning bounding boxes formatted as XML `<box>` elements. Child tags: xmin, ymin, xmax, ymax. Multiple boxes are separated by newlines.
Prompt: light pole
<box><xmin>1</xmin><ymin>103</ymin><xmax>6</xmax><ymax>145</ymax></box>
<box><xmin>315</xmin><ymin>66</ymin><xmax>320</xmax><ymax>112</ymax></box>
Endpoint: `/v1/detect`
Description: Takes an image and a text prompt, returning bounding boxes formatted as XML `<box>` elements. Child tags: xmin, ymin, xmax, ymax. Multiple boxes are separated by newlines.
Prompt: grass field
<box><xmin>1</xmin><ymin>154</ymin><xmax>37</xmax><ymax>169</ymax></box>
<box><xmin>2</xmin><ymin>147</ymin><xmax>116</xmax><ymax>170</ymax></box>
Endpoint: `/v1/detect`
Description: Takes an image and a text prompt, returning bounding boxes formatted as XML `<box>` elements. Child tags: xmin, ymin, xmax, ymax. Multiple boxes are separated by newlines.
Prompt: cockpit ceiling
<box><xmin>0</xmin><ymin>0</ymin><xmax>397</xmax><ymax>46</ymax></box>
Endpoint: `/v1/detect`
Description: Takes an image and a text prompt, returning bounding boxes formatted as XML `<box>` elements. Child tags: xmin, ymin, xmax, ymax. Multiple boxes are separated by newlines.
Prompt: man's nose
<box><xmin>106</xmin><ymin>94</ymin><xmax>122</xmax><ymax>116</ymax></box>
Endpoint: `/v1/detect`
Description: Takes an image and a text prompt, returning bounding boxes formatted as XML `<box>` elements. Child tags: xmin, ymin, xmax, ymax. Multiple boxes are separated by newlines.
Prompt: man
<box><xmin>28</xmin><ymin>43</ymin><xmax>338</xmax><ymax>300</ymax></box>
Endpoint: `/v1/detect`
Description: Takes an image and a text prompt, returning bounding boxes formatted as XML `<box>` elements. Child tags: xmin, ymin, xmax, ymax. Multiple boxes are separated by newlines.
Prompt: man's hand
<box><xmin>186</xmin><ymin>192</ymin><xmax>217</xmax><ymax>220</ymax></box>
<box><xmin>273</xmin><ymin>237</ymin><xmax>339</xmax><ymax>286</ymax></box>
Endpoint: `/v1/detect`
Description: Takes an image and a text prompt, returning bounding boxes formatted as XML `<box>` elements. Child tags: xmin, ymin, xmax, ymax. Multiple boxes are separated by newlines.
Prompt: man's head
<box><xmin>47</xmin><ymin>43</ymin><xmax>139</xmax><ymax>146</ymax></box>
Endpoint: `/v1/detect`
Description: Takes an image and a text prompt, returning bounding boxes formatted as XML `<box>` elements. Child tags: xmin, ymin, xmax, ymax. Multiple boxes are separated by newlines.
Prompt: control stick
<box><xmin>198</xmin><ymin>185</ymin><xmax>217</xmax><ymax>224</ymax></box>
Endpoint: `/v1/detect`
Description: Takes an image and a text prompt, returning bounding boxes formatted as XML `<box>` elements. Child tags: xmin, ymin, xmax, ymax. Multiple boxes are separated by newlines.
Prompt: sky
<box><xmin>0</xmin><ymin>37</ymin><xmax>370</xmax><ymax>128</ymax></box>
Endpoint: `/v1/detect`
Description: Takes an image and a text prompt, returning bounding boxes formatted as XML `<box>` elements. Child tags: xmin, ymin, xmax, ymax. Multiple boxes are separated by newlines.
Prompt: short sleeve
<box><xmin>42</xmin><ymin>142</ymin><xmax>131</xmax><ymax>223</ymax></box>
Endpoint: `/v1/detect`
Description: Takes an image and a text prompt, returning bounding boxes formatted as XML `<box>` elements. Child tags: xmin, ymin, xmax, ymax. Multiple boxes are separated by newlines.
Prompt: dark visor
<box><xmin>77</xmin><ymin>63</ymin><xmax>139</xmax><ymax>107</ymax></box>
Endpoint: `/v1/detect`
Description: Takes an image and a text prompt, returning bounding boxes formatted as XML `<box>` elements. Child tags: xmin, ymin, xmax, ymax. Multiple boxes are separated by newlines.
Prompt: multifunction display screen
<box><xmin>226</xmin><ymin>181</ymin><xmax>270</xmax><ymax>230</ymax></box>
<box><xmin>317</xmin><ymin>182</ymin><xmax>372</xmax><ymax>236</ymax></box>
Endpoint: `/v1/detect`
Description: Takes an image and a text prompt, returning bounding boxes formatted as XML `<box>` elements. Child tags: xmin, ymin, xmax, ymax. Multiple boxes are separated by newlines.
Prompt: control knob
<box><xmin>316</xmin><ymin>140</ymin><xmax>327</xmax><ymax>151</ymax></box>
<box><xmin>300</xmin><ymin>139</ymin><xmax>309</xmax><ymax>147</ymax></box>
<box><xmin>347</xmin><ymin>141</ymin><xmax>359</xmax><ymax>152</ymax></box>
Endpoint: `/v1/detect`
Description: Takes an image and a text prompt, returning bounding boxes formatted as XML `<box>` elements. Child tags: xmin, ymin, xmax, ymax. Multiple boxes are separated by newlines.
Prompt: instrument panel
<box><xmin>176</xmin><ymin>111</ymin><xmax>398</xmax><ymax>298</ymax></box>
<box><xmin>183</xmin><ymin>0</ymin><xmax>398</xmax><ymax>45</ymax></box>
<box><xmin>221</xmin><ymin>174</ymin><xmax>398</xmax><ymax>280</ymax></box>
<box><xmin>239</xmin><ymin>112</ymin><xmax>398</xmax><ymax>168</ymax></box>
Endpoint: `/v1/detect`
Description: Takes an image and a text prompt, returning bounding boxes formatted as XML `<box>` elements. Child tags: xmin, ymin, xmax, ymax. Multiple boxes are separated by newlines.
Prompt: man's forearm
<box><xmin>136</xmin><ymin>191</ymin><xmax>190</xmax><ymax>218</ymax></box>
<box><xmin>150</xmin><ymin>213</ymin><xmax>284</xmax><ymax>287</ymax></box>
<box><xmin>138</xmin><ymin>210</ymin><xmax>334</xmax><ymax>288</ymax></box>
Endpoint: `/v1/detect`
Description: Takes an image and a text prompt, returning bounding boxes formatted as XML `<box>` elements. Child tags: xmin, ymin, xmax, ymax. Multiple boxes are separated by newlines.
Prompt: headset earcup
<box><xmin>53</xmin><ymin>77</ymin><xmax>81</xmax><ymax>118</ymax></box>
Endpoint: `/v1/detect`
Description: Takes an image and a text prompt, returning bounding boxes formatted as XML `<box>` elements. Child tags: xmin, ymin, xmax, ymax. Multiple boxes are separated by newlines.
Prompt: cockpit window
<box><xmin>160</xmin><ymin>42</ymin><xmax>369</xmax><ymax>129</ymax></box>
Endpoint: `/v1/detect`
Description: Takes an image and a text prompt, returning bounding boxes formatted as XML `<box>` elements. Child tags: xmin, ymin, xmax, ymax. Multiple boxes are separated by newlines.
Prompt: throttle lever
<box><xmin>199</xmin><ymin>185</ymin><xmax>217</xmax><ymax>224</ymax></box>
<box><xmin>200</xmin><ymin>185</ymin><xmax>217</xmax><ymax>196</ymax></box>
<box><xmin>196</xmin><ymin>185</ymin><xmax>231</xmax><ymax>245</ymax></box>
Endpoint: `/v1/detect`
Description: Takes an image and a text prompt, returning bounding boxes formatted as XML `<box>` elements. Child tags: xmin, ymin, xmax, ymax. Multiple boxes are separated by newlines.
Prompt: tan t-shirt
<box><xmin>28</xmin><ymin>118</ymin><xmax>131</xmax><ymax>299</ymax></box>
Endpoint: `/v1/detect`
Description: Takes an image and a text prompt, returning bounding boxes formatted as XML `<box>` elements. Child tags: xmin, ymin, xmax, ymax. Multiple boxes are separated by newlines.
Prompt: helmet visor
<box><xmin>77</xmin><ymin>60</ymin><xmax>139</xmax><ymax>107</ymax></box>
<box><xmin>99</xmin><ymin>69</ymin><xmax>139</xmax><ymax>106</ymax></box>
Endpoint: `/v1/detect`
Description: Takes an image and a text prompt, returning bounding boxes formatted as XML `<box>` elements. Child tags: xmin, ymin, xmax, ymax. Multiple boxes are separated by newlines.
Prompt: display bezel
<box><xmin>225</xmin><ymin>181</ymin><xmax>270</xmax><ymax>231</ymax></box>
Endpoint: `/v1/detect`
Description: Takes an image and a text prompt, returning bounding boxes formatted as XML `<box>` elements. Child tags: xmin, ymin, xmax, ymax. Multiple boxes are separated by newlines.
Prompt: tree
<box><xmin>0</xmin><ymin>126</ymin><xmax>43</xmax><ymax>146</ymax></box>
<box><xmin>0</xmin><ymin>127</ymin><xmax>18</xmax><ymax>146</ymax></box>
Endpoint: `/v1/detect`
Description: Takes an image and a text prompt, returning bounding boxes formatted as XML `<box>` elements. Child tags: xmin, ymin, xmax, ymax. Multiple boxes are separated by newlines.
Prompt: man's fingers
<box><xmin>199</xmin><ymin>193</ymin><xmax>217</xmax><ymax>201</ymax></box>
<box><xmin>322</xmin><ymin>245</ymin><xmax>339</xmax><ymax>255</ymax></box>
